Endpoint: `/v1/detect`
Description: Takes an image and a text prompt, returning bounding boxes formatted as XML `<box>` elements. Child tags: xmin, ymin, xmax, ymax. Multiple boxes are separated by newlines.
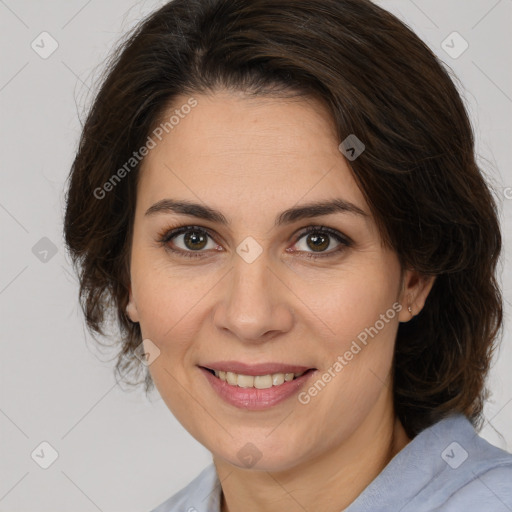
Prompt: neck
<box><xmin>214</xmin><ymin>390</ymin><xmax>410</xmax><ymax>512</ymax></box>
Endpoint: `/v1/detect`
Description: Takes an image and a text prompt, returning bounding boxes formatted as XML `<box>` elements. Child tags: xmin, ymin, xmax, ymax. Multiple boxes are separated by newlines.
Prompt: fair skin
<box><xmin>126</xmin><ymin>90</ymin><xmax>435</xmax><ymax>512</ymax></box>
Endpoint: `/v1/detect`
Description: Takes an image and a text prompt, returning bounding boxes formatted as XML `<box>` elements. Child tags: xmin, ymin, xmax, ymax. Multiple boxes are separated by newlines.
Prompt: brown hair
<box><xmin>63</xmin><ymin>0</ymin><xmax>503</xmax><ymax>438</ymax></box>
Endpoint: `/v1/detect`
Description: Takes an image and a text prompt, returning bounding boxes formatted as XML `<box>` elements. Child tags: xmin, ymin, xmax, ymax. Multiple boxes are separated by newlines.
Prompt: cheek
<box><xmin>130</xmin><ymin>250</ymin><xmax>209</xmax><ymax>340</ymax></box>
<box><xmin>288</xmin><ymin>261</ymin><xmax>400</xmax><ymax>345</ymax></box>
<box><xmin>298</xmin><ymin>306</ymin><xmax>399</xmax><ymax>453</ymax></box>
<box><xmin>292</xmin><ymin>262</ymin><xmax>400</xmax><ymax>403</ymax></box>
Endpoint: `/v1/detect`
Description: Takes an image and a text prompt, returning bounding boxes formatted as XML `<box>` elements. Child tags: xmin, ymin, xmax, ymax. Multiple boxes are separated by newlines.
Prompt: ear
<box><xmin>398</xmin><ymin>269</ymin><xmax>436</xmax><ymax>323</ymax></box>
<box><xmin>125</xmin><ymin>287</ymin><xmax>140</xmax><ymax>323</ymax></box>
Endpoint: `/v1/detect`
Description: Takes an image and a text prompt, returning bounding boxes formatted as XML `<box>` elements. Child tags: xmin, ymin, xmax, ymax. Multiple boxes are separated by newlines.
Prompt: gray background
<box><xmin>0</xmin><ymin>0</ymin><xmax>511</xmax><ymax>510</ymax></box>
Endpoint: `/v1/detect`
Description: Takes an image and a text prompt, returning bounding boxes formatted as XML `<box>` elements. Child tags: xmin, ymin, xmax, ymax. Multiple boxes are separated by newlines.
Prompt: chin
<box><xmin>213</xmin><ymin>438</ymin><xmax>310</xmax><ymax>473</ymax></box>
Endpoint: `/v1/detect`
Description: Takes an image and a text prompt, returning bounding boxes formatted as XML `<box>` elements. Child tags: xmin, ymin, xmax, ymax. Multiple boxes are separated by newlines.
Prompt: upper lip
<box><xmin>200</xmin><ymin>361</ymin><xmax>315</xmax><ymax>376</ymax></box>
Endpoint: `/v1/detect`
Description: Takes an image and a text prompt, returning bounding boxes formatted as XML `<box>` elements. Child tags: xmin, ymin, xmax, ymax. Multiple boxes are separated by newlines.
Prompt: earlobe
<box><xmin>125</xmin><ymin>290</ymin><xmax>140</xmax><ymax>323</ymax></box>
<box><xmin>398</xmin><ymin>270</ymin><xmax>436</xmax><ymax>323</ymax></box>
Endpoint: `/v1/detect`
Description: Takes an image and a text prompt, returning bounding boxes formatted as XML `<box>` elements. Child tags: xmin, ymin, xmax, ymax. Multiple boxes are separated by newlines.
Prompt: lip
<box><xmin>198</xmin><ymin>365</ymin><xmax>317</xmax><ymax>410</ymax></box>
<box><xmin>201</xmin><ymin>361</ymin><xmax>313</xmax><ymax>376</ymax></box>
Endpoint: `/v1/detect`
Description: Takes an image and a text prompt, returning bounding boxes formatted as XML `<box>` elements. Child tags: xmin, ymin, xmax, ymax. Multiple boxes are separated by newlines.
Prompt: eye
<box><xmin>289</xmin><ymin>226</ymin><xmax>352</xmax><ymax>258</ymax></box>
<box><xmin>158</xmin><ymin>224</ymin><xmax>352</xmax><ymax>260</ymax></box>
<box><xmin>158</xmin><ymin>225</ymin><xmax>221</xmax><ymax>258</ymax></box>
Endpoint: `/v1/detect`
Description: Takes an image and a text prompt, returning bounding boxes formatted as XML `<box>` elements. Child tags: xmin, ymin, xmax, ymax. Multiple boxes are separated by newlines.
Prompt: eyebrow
<box><xmin>144</xmin><ymin>198</ymin><xmax>368</xmax><ymax>226</ymax></box>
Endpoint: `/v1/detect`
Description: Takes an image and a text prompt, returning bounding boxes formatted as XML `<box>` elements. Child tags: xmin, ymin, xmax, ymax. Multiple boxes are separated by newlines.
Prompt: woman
<box><xmin>63</xmin><ymin>0</ymin><xmax>512</xmax><ymax>510</ymax></box>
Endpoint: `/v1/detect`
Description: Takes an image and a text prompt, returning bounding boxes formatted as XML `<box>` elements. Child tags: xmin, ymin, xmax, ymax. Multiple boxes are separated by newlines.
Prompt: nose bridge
<box><xmin>231</xmin><ymin>250</ymin><xmax>271</xmax><ymax>304</ymax></box>
<box><xmin>230</xmin><ymin>233</ymin><xmax>273</xmax><ymax>301</ymax></box>
<box><xmin>214</xmin><ymin>246</ymin><xmax>294</xmax><ymax>341</ymax></box>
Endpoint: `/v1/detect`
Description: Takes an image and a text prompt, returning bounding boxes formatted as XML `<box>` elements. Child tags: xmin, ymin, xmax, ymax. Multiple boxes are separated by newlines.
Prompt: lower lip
<box><xmin>199</xmin><ymin>367</ymin><xmax>316</xmax><ymax>410</ymax></box>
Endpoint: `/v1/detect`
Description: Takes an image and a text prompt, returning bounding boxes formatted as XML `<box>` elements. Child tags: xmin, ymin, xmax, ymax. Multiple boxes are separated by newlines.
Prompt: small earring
<box><xmin>407</xmin><ymin>305</ymin><xmax>413</xmax><ymax>314</ymax></box>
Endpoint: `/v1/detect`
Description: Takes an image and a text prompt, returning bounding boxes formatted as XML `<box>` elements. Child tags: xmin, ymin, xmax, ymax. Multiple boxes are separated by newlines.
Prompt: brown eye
<box><xmin>160</xmin><ymin>226</ymin><xmax>219</xmax><ymax>258</ymax></box>
<box><xmin>183</xmin><ymin>230</ymin><xmax>209</xmax><ymax>251</ymax></box>
<box><xmin>305</xmin><ymin>232</ymin><xmax>330</xmax><ymax>252</ymax></box>
<box><xmin>291</xmin><ymin>226</ymin><xmax>352</xmax><ymax>258</ymax></box>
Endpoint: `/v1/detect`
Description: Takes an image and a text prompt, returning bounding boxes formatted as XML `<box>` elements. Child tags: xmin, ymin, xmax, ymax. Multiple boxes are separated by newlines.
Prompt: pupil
<box><xmin>307</xmin><ymin>233</ymin><xmax>328</xmax><ymax>252</ymax></box>
<box><xmin>185</xmin><ymin>231</ymin><xmax>207</xmax><ymax>250</ymax></box>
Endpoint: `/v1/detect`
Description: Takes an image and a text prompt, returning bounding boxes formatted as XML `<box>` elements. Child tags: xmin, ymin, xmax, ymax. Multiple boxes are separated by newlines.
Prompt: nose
<box><xmin>213</xmin><ymin>252</ymin><xmax>295</xmax><ymax>343</ymax></box>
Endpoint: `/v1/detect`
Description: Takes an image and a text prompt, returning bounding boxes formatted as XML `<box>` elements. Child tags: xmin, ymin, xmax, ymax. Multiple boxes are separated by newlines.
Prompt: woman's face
<box><xmin>127</xmin><ymin>91</ymin><xmax>423</xmax><ymax>471</ymax></box>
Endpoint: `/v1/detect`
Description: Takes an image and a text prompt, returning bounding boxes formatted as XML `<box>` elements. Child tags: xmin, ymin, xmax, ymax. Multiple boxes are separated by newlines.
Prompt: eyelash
<box><xmin>157</xmin><ymin>224</ymin><xmax>352</xmax><ymax>260</ymax></box>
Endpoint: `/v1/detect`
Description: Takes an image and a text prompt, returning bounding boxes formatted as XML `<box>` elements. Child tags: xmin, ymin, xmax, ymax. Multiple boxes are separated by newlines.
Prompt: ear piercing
<box><xmin>407</xmin><ymin>305</ymin><xmax>413</xmax><ymax>314</ymax></box>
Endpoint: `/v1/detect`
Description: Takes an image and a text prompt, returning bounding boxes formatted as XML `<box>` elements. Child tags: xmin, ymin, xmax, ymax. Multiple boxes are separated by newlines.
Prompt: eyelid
<box><xmin>293</xmin><ymin>225</ymin><xmax>353</xmax><ymax>245</ymax></box>
<box><xmin>158</xmin><ymin>224</ymin><xmax>217</xmax><ymax>244</ymax></box>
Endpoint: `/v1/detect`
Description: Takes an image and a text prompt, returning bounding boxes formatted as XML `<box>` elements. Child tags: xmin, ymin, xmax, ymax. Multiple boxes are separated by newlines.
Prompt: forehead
<box><xmin>137</xmin><ymin>91</ymin><xmax>369</xmax><ymax>221</ymax></box>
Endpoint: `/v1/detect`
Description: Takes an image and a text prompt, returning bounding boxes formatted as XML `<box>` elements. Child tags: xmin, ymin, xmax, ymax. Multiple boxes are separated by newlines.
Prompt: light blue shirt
<box><xmin>149</xmin><ymin>413</ymin><xmax>512</xmax><ymax>511</ymax></box>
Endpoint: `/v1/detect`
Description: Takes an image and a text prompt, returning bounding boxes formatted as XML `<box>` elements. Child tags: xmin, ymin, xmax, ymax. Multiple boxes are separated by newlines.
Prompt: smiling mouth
<box><xmin>202</xmin><ymin>367</ymin><xmax>316</xmax><ymax>389</ymax></box>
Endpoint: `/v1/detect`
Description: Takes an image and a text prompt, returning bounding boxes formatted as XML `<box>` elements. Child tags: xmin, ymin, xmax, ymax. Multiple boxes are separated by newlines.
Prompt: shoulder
<box><xmin>345</xmin><ymin>413</ymin><xmax>512</xmax><ymax>512</ymax></box>
<box><xmin>411</xmin><ymin>414</ymin><xmax>512</xmax><ymax>511</ymax></box>
<box><xmin>438</xmin><ymin>464</ymin><xmax>512</xmax><ymax>511</ymax></box>
<box><xmin>148</xmin><ymin>463</ymin><xmax>221</xmax><ymax>512</ymax></box>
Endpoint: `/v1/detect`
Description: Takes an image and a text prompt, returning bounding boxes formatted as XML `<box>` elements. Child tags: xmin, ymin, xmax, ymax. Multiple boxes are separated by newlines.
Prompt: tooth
<box><xmin>213</xmin><ymin>369</ymin><xmax>308</xmax><ymax>387</ymax></box>
<box><xmin>272</xmin><ymin>373</ymin><xmax>285</xmax><ymax>386</ymax></box>
<box><xmin>237</xmin><ymin>374</ymin><xmax>254</xmax><ymax>388</ymax></box>
<box><xmin>226</xmin><ymin>372</ymin><xmax>238</xmax><ymax>385</ymax></box>
<box><xmin>254</xmin><ymin>375</ymin><xmax>273</xmax><ymax>389</ymax></box>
